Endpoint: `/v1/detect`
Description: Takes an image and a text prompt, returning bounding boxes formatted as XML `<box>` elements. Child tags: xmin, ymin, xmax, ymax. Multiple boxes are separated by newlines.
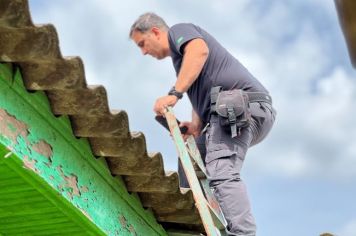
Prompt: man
<box><xmin>129</xmin><ymin>12</ymin><xmax>276</xmax><ymax>236</ymax></box>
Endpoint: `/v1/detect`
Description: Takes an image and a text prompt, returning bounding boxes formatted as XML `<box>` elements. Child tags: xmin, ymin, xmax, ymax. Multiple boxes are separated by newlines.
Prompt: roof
<box><xmin>0</xmin><ymin>0</ymin><xmax>203</xmax><ymax>234</ymax></box>
<box><xmin>335</xmin><ymin>0</ymin><xmax>356</xmax><ymax>67</ymax></box>
<box><xmin>1</xmin><ymin>61</ymin><xmax>168</xmax><ymax>235</ymax></box>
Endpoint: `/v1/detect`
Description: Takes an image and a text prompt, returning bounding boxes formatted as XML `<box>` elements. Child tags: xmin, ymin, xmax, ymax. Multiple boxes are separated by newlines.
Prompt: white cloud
<box><xmin>248</xmin><ymin>66</ymin><xmax>356</xmax><ymax>181</ymax></box>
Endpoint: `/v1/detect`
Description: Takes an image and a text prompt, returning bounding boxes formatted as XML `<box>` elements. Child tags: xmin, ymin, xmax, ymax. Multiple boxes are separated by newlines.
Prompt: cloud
<box><xmin>248</xmin><ymin>65</ymin><xmax>356</xmax><ymax>181</ymax></box>
<box><xmin>214</xmin><ymin>1</ymin><xmax>356</xmax><ymax>181</ymax></box>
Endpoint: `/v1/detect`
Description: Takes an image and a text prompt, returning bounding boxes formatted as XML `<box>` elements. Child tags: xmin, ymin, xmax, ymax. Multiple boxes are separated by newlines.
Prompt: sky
<box><xmin>28</xmin><ymin>1</ymin><xmax>356</xmax><ymax>235</ymax></box>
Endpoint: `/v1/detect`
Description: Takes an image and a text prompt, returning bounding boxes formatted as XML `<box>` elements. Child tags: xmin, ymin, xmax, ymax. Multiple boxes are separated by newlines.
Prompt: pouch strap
<box><xmin>210</xmin><ymin>86</ymin><xmax>222</xmax><ymax>113</ymax></box>
<box><xmin>227</xmin><ymin>105</ymin><xmax>237</xmax><ymax>138</ymax></box>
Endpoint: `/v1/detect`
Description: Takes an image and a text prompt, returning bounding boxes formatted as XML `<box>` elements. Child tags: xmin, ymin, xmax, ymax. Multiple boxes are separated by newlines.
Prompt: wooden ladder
<box><xmin>164</xmin><ymin>107</ymin><xmax>227</xmax><ymax>236</ymax></box>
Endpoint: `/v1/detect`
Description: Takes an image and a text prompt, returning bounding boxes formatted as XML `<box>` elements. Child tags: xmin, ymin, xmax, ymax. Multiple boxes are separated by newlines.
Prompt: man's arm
<box><xmin>153</xmin><ymin>38</ymin><xmax>209</xmax><ymax>115</ymax></box>
<box><xmin>180</xmin><ymin>109</ymin><xmax>202</xmax><ymax>140</ymax></box>
<box><xmin>174</xmin><ymin>38</ymin><xmax>209</xmax><ymax>93</ymax></box>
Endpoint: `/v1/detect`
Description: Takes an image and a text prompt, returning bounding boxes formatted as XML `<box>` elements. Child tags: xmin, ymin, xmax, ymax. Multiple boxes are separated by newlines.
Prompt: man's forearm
<box><xmin>174</xmin><ymin>39</ymin><xmax>209</xmax><ymax>93</ymax></box>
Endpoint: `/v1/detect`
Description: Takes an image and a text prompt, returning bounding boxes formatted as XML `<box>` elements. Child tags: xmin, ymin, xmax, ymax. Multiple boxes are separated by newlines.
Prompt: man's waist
<box><xmin>210</xmin><ymin>86</ymin><xmax>272</xmax><ymax>108</ymax></box>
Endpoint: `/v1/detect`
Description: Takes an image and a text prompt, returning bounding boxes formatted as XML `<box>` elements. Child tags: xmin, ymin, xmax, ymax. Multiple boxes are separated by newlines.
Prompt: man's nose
<box><xmin>141</xmin><ymin>48</ymin><xmax>148</xmax><ymax>55</ymax></box>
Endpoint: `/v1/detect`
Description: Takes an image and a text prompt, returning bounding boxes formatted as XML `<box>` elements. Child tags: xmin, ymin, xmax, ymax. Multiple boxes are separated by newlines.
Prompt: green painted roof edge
<box><xmin>0</xmin><ymin>63</ymin><xmax>167</xmax><ymax>236</ymax></box>
<box><xmin>0</xmin><ymin>142</ymin><xmax>105</xmax><ymax>235</ymax></box>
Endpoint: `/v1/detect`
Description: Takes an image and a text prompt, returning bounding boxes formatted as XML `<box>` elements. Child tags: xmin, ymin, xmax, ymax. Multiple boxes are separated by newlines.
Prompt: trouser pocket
<box><xmin>206</xmin><ymin>150</ymin><xmax>236</xmax><ymax>184</ymax></box>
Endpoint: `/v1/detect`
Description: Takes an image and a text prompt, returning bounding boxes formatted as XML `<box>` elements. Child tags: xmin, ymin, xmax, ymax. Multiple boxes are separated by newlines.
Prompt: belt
<box><xmin>210</xmin><ymin>86</ymin><xmax>273</xmax><ymax>108</ymax></box>
<box><xmin>246</xmin><ymin>91</ymin><xmax>272</xmax><ymax>105</ymax></box>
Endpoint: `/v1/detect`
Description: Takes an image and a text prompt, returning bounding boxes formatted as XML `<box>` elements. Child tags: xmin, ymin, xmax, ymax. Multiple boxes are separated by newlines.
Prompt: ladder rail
<box><xmin>186</xmin><ymin>136</ymin><xmax>227</xmax><ymax>229</ymax></box>
<box><xmin>186</xmin><ymin>136</ymin><xmax>208</xmax><ymax>177</ymax></box>
<box><xmin>164</xmin><ymin>107</ymin><xmax>226</xmax><ymax>236</ymax></box>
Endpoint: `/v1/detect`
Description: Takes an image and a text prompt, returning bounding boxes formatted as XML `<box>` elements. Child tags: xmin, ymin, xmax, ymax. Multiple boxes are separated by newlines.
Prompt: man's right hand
<box><xmin>179</xmin><ymin>121</ymin><xmax>201</xmax><ymax>141</ymax></box>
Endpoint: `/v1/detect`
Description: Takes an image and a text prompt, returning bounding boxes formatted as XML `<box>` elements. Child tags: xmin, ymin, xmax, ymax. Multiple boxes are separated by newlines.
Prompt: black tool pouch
<box><xmin>213</xmin><ymin>89</ymin><xmax>252</xmax><ymax>137</ymax></box>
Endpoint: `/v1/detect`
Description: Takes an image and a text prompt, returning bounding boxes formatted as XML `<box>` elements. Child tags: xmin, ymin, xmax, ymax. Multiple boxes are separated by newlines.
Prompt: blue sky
<box><xmin>29</xmin><ymin>1</ymin><xmax>356</xmax><ymax>235</ymax></box>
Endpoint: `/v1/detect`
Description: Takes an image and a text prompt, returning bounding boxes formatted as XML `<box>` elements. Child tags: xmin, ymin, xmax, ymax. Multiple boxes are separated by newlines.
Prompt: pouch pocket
<box><xmin>215</xmin><ymin>89</ymin><xmax>252</xmax><ymax>137</ymax></box>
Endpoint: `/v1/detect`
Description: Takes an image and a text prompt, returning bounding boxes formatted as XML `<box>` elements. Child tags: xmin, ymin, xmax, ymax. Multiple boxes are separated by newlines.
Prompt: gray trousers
<box><xmin>178</xmin><ymin>102</ymin><xmax>276</xmax><ymax>236</ymax></box>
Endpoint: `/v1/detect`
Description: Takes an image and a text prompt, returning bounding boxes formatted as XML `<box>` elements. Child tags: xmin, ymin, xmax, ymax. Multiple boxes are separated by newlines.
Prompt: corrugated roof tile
<box><xmin>0</xmin><ymin>0</ymin><xmax>202</xmax><ymax>234</ymax></box>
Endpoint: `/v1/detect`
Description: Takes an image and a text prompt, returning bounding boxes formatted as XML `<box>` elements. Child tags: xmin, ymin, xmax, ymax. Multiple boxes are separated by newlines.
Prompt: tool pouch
<box><xmin>214</xmin><ymin>89</ymin><xmax>252</xmax><ymax>137</ymax></box>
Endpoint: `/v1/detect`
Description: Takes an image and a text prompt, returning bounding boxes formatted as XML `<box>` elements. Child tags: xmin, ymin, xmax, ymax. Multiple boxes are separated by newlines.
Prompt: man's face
<box><xmin>131</xmin><ymin>29</ymin><xmax>167</xmax><ymax>60</ymax></box>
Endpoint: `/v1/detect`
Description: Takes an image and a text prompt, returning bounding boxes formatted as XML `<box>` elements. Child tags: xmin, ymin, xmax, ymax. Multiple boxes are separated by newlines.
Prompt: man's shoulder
<box><xmin>168</xmin><ymin>23</ymin><xmax>205</xmax><ymax>55</ymax></box>
<box><xmin>169</xmin><ymin>23</ymin><xmax>197</xmax><ymax>32</ymax></box>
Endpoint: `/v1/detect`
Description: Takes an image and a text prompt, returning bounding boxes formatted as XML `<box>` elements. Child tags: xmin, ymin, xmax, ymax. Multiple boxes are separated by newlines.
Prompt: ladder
<box><xmin>163</xmin><ymin>107</ymin><xmax>227</xmax><ymax>236</ymax></box>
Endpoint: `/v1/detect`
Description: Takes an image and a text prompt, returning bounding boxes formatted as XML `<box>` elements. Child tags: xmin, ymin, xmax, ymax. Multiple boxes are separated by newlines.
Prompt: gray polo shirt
<box><xmin>168</xmin><ymin>23</ymin><xmax>268</xmax><ymax>123</ymax></box>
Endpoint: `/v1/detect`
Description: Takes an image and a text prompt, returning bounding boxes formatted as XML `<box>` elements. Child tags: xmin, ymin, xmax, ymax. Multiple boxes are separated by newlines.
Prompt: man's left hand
<box><xmin>153</xmin><ymin>95</ymin><xmax>178</xmax><ymax>115</ymax></box>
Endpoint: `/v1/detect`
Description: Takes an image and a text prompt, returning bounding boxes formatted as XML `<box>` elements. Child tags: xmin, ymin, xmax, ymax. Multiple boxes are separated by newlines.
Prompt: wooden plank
<box><xmin>165</xmin><ymin>107</ymin><xmax>220</xmax><ymax>236</ymax></box>
<box><xmin>0</xmin><ymin>196</ymin><xmax>48</xmax><ymax>207</ymax></box>
<box><xmin>0</xmin><ymin>217</ymin><xmax>71</xmax><ymax>230</ymax></box>
<box><xmin>0</xmin><ymin>177</ymin><xmax>26</xmax><ymax>187</ymax></box>
<box><xmin>167</xmin><ymin>229</ymin><xmax>203</xmax><ymax>236</ymax></box>
<box><xmin>0</xmin><ymin>207</ymin><xmax>58</xmax><ymax>217</ymax></box>
<box><xmin>0</xmin><ymin>182</ymin><xmax>33</xmax><ymax>194</ymax></box>
<box><xmin>0</xmin><ymin>211</ymin><xmax>64</xmax><ymax>224</ymax></box>
<box><xmin>30</xmin><ymin>228</ymin><xmax>86</xmax><ymax>236</ymax></box>
<box><xmin>1</xmin><ymin>222</ymin><xmax>78</xmax><ymax>234</ymax></box>
<box><xmin>0</xmin><ymin>189</ymin><xmax>39</xmax><ymax>200</ymax></box>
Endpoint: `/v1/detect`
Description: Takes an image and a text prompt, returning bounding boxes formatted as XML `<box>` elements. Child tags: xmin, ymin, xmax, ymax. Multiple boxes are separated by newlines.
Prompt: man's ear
<box><xmin>151</xmin><ymin>27</ymin><xmax>161</xmax><ymax>37</ymax></box>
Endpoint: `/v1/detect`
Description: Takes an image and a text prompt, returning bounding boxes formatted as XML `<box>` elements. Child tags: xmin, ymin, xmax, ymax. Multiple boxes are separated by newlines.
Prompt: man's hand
<box><xmin>179</xmin><ymin>121</ymin><xmax>201</xmax><ymax>141</ymax></box>
<box><xmin>153</xmin><ymin>95</ymin><xmax>178</xmax><ymax>115</ymax></box>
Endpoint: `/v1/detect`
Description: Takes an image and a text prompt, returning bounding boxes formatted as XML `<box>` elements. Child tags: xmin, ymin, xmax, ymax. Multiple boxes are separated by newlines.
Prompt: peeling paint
<box><xmin>23</xmin><ymin>155</ymin><xmax>39</xmax><ymax>174</ymax></box>
<box><xmin>119</xmin><ymin>215</ymin><xmax>127</xmax><ymax>228</ymax></box>
<box><xmin>128</xmin><ymin>224</ymin><xmax>137</xmax><ymax>236</ymax></box>
<box><xmin>0</xmin><ymin>109</ymin><xmax>29</xmax><ymax>145</ymax></box>
<box><xmin>119</xmin><ymin>215</ymin><xmax>137</xmax><ymax>235</ymax></box>
<box><xmin>32</xmin><ymin>140</ymin><xmax>53</xmax><ymax>160</ymax></box>
<box><xmin>80</xmin><ymin>186</ymin><xmax>89</xmax><ymax>193</ymax></box>
<box><xmin>57</xmin><ymin>165</ymin><xmax>81</xmax><ymax>199</ymax></box>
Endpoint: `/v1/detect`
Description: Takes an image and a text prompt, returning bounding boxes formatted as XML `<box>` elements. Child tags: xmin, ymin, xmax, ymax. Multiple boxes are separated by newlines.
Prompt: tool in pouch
<box><xmin>156</xmin><ymin>108</ymin><xmax>227</xmax><ymax>236</ymax></box>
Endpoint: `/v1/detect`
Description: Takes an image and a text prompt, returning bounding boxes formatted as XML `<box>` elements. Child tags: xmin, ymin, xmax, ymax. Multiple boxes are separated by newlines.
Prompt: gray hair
<box><xmin>129</xmin><ymin>12</ymin><xmax>169</xmax><ymax>38</ymax></box>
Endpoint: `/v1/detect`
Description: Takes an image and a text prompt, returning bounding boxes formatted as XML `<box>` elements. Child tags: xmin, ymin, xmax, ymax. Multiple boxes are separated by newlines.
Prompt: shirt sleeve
<box><xmin>169</xmin><ymin>23</ymin><xmax>204</xmax><ymax>55</ymax></box>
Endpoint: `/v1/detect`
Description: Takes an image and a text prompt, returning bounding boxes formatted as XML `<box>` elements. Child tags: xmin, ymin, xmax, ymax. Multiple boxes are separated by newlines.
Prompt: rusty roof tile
<box><xmin>46</xmin><ymin>86</ymin><xmax>110</xmax><ymax>115</ymax></box>
<box><xmin>0</xmin><ymin>0</ymin><xmax>33</xmax><ymax>27</ymax></box>
<box><xmin>20</xmin><ymin>57</ymin><xmax>87</xmax><ymax>90</ymax></box>
<box><xmin>106</xmin><ymin>152</ymin><xmax>165</xmax><ymax>176</ymax></box>
<box><xmin>124</xmin><ymin>171</ymin><xmax>180</xmax><ymax>193</ymax></box>
<box><xmin>70</xmin><ymin>111</ymin><xmax>130</xmax><ymax>138</ymax></box>
<box><xmin>0</xmin><ymin>25</ymin><xmax>61</xmax><ymax>61</ymax></box>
